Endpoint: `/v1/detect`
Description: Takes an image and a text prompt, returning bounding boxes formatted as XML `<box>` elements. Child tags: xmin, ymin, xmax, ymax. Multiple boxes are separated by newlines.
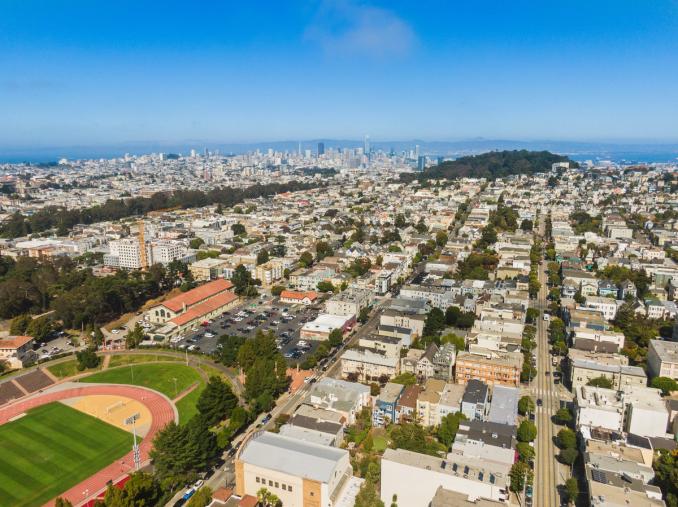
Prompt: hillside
<box><xmin>402</xmin><ymin>150</ymin><xmax>577</xmax><ymax>182</ymax></box>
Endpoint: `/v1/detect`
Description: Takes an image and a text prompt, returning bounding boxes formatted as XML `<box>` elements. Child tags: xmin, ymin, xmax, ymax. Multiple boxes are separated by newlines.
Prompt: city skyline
<box><xmin>2</xmin><ymin>0</ymin><xmax>678</xmax><ymax>147</ymax></box>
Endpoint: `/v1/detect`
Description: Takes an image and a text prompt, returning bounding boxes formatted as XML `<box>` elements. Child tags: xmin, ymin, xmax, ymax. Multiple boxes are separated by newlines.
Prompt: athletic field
<box><xmin>0</xmin><ymin>402</ymin><xmax>134</xmax><ymax>507</ymax></box>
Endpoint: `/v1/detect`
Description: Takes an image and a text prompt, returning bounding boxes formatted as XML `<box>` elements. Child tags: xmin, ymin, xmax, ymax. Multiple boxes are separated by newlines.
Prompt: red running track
<box><xmin>0</xmin><ymin>384</ymin><xmax>177</xmax><ymax>507</ymax></box>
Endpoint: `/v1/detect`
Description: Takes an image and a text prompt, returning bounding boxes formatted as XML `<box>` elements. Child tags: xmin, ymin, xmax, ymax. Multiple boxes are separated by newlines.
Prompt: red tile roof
<box><xmin>160</xmin><ymin>279</ymin><xmax>233</xmax><ymax>313</ymax></box>
<box><xmin>0</xmin><ymin>335</ymin><xmax>33</xmax><ymax>349</ymax></box>
<box><xmin>212</xmin><ymin>488</ymin><xmax>233</xmax><ymax>503</ymax></box>
<box><xmin>239</xmin><ymin>495</ymin><xmax>258</xmax><ymax>507</ymax></box>
<box><xmin>280</xmin><ymin>290</ymin><xmax>318</xmax><ymax>301</ymax></box>
<box><xmin>170</xmin><ymin>291</ymin><xmax>238</xmax><ymax>327</ymax></box>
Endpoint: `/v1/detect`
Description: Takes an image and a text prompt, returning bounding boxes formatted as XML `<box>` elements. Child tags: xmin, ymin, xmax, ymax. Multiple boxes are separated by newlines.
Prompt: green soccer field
<box><xmin>0</xmin><ymin>402</ymin><xmax>134</xmax><ymax>507</ymax></box>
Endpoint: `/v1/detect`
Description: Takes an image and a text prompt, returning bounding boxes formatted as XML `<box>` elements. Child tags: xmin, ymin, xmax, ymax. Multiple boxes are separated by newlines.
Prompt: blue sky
<box><xmin>1</xmin><ymin>0</ymin><xmax>677</xmax><ymax>146</ymax></box>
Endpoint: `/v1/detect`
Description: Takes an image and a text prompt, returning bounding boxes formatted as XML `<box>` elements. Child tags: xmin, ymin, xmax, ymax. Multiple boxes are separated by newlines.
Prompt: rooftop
<box><xmin>158</xmin><ymin>278</ymin><xmax>233</xmax><ymax>313</ymax></box>
<box><xmin>239</xmin><ymin>431</ymin><xmax>348</xmax><ymax>484</ymax></box>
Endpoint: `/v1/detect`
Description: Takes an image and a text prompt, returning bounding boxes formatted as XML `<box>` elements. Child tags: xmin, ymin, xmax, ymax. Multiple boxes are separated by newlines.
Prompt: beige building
<box><xmin>235</xmin><ymin>431</ymin><xmax>353</xmax><ymax>507</ymax></box>
<box><xmin>341</xmin><ymin>347</ymin><xmax>399</xmax><ymax>382</ymax></box>
<box><xmin>189</xmin><ymin>258</ymin><xmax>228</xmax><ymax>281</ymax></box>
<box><xmin>455</xmin><ymin>349</ymin><xmax>523</xmax><ymax>387</ymax></box>
<box><xmin>648</xmin><ymin>339</ymin><xmax>678</xmax><ymax>379</ymax></box>
<box><xmin>416</xmin><ymin>379</ymin><xmax>447</xmax><ymax>427</ymax></box>
<box><xmin>255</xmin><ymin>259</ymin><xmax>284</xmax><ymax>287</ymax></box>
<box><xmin>569</xmin><ymin>349</ymin><xmax>646</xmax><ymax>391</ymax></box>
<box><xmin>0</xmin><ymin>335</ymin><xmax>34</xmax><ymax>369</ymax></box>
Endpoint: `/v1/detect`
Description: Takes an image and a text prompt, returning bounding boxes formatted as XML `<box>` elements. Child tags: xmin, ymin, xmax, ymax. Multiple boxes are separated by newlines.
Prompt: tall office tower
<box><xmin>415</xmin><ymin>144</ymin><xmax>420</xmax><ymax>160</ymax></box>
<box><xmin>417</xmin><ymin>156</ymin><xmax>426</xmax><ymax>172</ymax></box>
<box><xmin>298</xmin><ymin>141</ymin><xmax>302</xmax><ymax>156</ymax></box>
<box><xmin>304</xmin><ymin>149</ymin><xmax>312</xmax><ymax>159</ymax></box>
<box><xmin>317</xmin><ymin>142</ymin><xmax>325</xmax><ymax>156</ymax></box>
<box><xmin>364</xmin><ymin>135</ymin><xmax>370</xmax><ymax>154</ymax></box>
<box><xmin>190</xmin><ymin>149</ymin><xmax>197</xmax><ymax>158</ymax></box>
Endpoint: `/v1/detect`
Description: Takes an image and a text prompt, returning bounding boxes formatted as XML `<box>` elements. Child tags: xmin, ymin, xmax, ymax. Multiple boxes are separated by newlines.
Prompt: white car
<box><xmin>111</xmin><ymin>329</ymin><xmax>120</xmax><ymax>334</ymax></box>
<box><xmin>204</xmin><ymin>332</ymin><xmax>215</xmax><ymax>338</ymax></box>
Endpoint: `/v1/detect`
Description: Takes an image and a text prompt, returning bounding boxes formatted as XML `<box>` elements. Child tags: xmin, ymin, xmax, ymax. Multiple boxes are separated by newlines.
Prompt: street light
<box><xmin>124</xmin><ymin>413</ymin><xmax>141</xmax><ymax>470</ymax></box>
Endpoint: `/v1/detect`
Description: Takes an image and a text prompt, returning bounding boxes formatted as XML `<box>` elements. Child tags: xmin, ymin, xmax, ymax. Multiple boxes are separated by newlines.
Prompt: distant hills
<box><xmin>401</xmin><ymin>150</ymin><xmax>576</xmax><ymax>182</ymax></box>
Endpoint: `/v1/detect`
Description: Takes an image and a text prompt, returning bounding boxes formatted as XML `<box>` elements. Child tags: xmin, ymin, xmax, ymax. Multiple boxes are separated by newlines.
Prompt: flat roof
<box><xmin>239</xmin><ymin>431</ymin><xmax>347</xmax><ymax>484</ymax></box>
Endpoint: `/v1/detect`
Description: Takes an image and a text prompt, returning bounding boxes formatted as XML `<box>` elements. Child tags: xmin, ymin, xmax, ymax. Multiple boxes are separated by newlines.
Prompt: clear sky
<box><xmin>1</xmin><ymin>0</ymin><xmax>677</xmax><ymax>146</ymax></box>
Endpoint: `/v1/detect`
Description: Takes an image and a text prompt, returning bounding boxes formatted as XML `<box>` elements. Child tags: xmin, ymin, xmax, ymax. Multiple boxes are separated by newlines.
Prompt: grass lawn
<box><xmin>175</xmin><ymin>381</ymin><xmax>206</xmax><ymax>425</ymax></box>
<box><xmin>107</xmin><ymin>354</ymin><xmax>181</xmax><ymax>368</ymax></box>
<box><xmin>82</xmin><ymin>363</ymin><xmax>202</xmax><ymax>400</ymax></box>
<box><xmin>0</xmin><ymin>402</ymin><xmax>133</xmax><ymax>507</ymax></box>
<box><xmin>372</xmin><ymin>435</ymin><xmax>388</xmax><ymax>452</ymax></box>
<box><xmin>47</xmin><ymin>359</ymin><xmax>99</xmax><ymax>379</ymax></box>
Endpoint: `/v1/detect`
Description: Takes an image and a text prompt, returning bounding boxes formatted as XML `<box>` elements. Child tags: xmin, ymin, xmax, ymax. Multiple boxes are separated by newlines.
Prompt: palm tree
<box><xmin>256</xmin><ymin>488</ymin><xmax>281</xmax><ymax>507</ymax></box>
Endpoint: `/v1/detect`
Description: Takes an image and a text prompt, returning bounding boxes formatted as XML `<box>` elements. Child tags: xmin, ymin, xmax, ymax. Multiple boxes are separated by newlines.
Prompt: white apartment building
<box><xmin>583</xmin><ymin>296</ymin><xmax>619</xmax><ymax>321</ymax></box>
<box><xmin>325</xmin><ymin>288</ymin><xmax>372</xmax><ymax>318</ymax></box>
<box><xmin>648</xmin><ymin>339</ymin><xmax>678</xmax><ymax>379</ymax></box>
<box><xmin>380</xmin><ymin>449</ymin><xmax>510</xmax><ymax>507</ymax></box>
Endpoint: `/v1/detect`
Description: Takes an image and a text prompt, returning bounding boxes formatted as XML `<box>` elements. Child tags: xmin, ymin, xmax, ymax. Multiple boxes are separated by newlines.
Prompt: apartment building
<box><xmin>254</xmin><ymin>259</ymin><xmax>284</xmax><ymax>287</ymax></box>
<box><xmin>648</xmin><ymin>339</ymin><xmax>678</xmax><ymax>379</ymax></box>
<box><xmin>455</xmin><ymin>349</ymin><xmax>523</xmax><ymax>387</ymax></box>
<box><xmin>416</xmin><ymin>379</ymin><xmax>447</xmax><ymax>427</ymax></box>
<box><xmin>340</xmin><ymin>347</ymin><xmax>399</xmax><ymax>383</ymax></box>
<box><xmin>325</xmin><ymin>288</ymin><xmax>372</xmax><ymax>318</ymax></box>
<box><xmin>380</xmin><ymin>449</ymin><xmax>510</xmax><ymax>507</ymax></box>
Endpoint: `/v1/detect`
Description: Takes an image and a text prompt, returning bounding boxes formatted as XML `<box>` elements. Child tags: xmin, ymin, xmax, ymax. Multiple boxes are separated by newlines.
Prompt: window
<box><xmin>282</xmin><ymin>485</ymin><xmax>286</xmax><ymax>491</ymax></box>
<box><xmin>310</xmin><ymin>492</ymin><xmax>314</xmax><ymax>497</ymax></box>
<box><xmin>269</xmin><ymin>480</ymin><xmax>273</xmax><ymax>487</ymax></box>
<box><xmin>288</xmin><ymin>486</ymin><xmax>293</xmax><ymax>492</ymax></box>
<box><xmin>256</xmin><ymin>477</ymin><xmax>260</xmax><ymax>483</ymax></box>
<box><xmin>275</xmin><ymin>482</ymin><xmax>279</xmax><ymax>488</ymax></box>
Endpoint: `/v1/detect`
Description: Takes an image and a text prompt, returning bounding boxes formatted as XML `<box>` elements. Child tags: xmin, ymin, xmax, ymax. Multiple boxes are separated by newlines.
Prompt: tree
<box><xmin>391</xmin><ymin>423</ymin><xmax>441</xmax><ymax>456</ymax></box>
<box><xmin>423</xmin><ymin>308</ymin><xmax>446</xmax><ymax>337</ymax></box>
<box><xmin>517</xmin><ymin>420</ymin><xmax>537</xmax><ymax>442</ymax></box>
<box><xmin>256</xmin><ymin>249</ymin><xmax>269</xmax><ymax>265</ymax></box>
<box><xmin>518</xmin><ymin>396</ymin><xmax>535</xmax><ymax>416</ymax></box>
<box><xmin>477</xmin><ymin>225</ymin><xmax>497</xmax><ymax>249</ymax></box>
<box><xmin>231</xmin><ymin>264</ymin><xmax>258</xmax><ymax>297</ymax></box>
<box><xmin>298</xmin><ymin>251</ymin><xmax>314</xmax><ymax>268</ymax></box>
<box><xmin>520</xmin><ymin>219</ymin><xmax>533</xmax><ymax>231</ymax></box>
<box><xmin>525</xmin><ymin>308</ymin><xmax>539</xmax><ymax>324</ymax></box>
<box><xmin>445</xmin><ymin>306</ymin><xmax>461</xmax><ymax>326</ymax></box>
<box><xmin>315</xmin><ymin>241</ymin><xmax>334</xmax><ymax>261</ymax></box>
<box><xmin>10</xmin><ymin>314</ymin><xmax>32</xmax><ymax>335</ymax></box>
<box><xmin>557</xmin><ymin>428</ymin><xmax>577</xmax><ymax>449</ymax></box>
<box><xmin>0</xmin><ymin>359</ymin><xmax>9</xmax><ymax>374</ymax></box>
<box><xmin>437</xmin><ymin>412</ymin><xmax>466</xmax><ymax>447</ymax></box>
<box><xmin>516</xmin><ymin>441</ymin><xmax>535</xmax><ymax>463</ymax></box>
<box><xmin>256</xmin><ymin>487</ymin><xmax>281</xmax><ymax>507</ymax></box>
<box><xmin>564</xmin><ymin>477</ymin><xmax>579</xmax><ymax>505</ymax></box>
<box><xmin>587</xmin><ymin>376</ymin><xmax>613</xmax><ymax>389</ymax></box>
<box><xmin>216</xmin><ymin>335</ymin><xmax>245</xmax><ymax>367</ymax></box>
<box><xmin>231</xmin><ymin>223</ymin><xmax>246</xmax><ymax>236</ymax></box>
<box><xmin>75</xmin><ymin>347</ymin><xmax>100</xmax><ymax>371</ymax></box>
<box><xmin>435</xmin><ymin>231</ymin><xmax>448</xmax><ymax>247</ymax></box>
<box><xmin>104</xmin><ymin>472</ymin><xmax>162</xmax><ymax>507</ymax></box>
<box><xmin>440</xmin><ymin>332</ymin><xmax>465</xmax><ymax>351</ymax></box>
<box><xmin>354</xmin><ymin>479</ymin><xmax>384</xmax><ymax>507</ymax></box>
<box><xmin>189</xmin><ymin>237</ymin><xmax>205</xmax><ymax>249</ymax></box>
<box><xmin>270</xmin><ymin>285</ymin><xmax>285</xmax><ymax>296</ymax></box>
<box><xmin>654</xmin><ymin>449</ymin><xmax>678</xmax><ymax>506</ymax></box>
<box><xmin>555</xmin><ymin>407</ymin><xmax>573</xmax><ymax>425</ymax></box>
<box><xmin>651</xmin><ymin>376</ymin><xmax>678</xmax><ymax>396</ymax></box>
<box><xmin>358</xmin><ymin>306</ymin><xmax>371</xmax><ymax>324</ymax></box>
<box><xmin>390</xmin><ymin>372</ymin><xmax>417</xmax><ymax>386</ymax></box>
<box><xmin>317</xmin><ymin>280</ymin><xmax>334</xmax><ymax>293</ymax></box>
<box><xmin>186</xmin><ymin>487</ymin><xmax>213</xmax><ymax>507</ymax></box>
<box><xmin>125</xmin><ymin>323</ymin><xmax>145</xmax><ymax>349</ymax></box>
<box><xmin>196</xmin><ymin>376</ymin><xmax>238</xmax><ymax>427</ymax></box>
<box><xmin>509</xmin><ymin>461</ymin><xmax>529</xmax><ymax>493</ymax></box>
<box><xmin>328</xmin><ymin>328</ymin><xmax>343</xmax><ymax>347</ymax></box>
<box><xmin>559</xmin><ymin>446</ymin><xmax>578</xmax><ymax>465</ymax></box>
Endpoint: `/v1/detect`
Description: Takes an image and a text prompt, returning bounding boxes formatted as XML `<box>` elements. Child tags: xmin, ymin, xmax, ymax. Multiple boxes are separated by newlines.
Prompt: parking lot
<box><xmin>165</xmin><ymin>299</ymin><xmax>323</xmax><ymax>363</ymax></box>
<box><xmin>31</xmin><ymin>331</ymin><xmax>83</xmax><ymax>361</ymax></box>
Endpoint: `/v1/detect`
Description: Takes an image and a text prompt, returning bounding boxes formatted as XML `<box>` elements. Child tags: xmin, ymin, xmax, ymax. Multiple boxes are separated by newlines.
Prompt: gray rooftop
<box><xmin>239</xmin><ymin>431</ymin><xmax>348</xmax><ymax>483</ymax></box>
<box><xmin>487</xmin><ymin>386</ymin><xmax>519</xmax><ymax>426</ymax></box>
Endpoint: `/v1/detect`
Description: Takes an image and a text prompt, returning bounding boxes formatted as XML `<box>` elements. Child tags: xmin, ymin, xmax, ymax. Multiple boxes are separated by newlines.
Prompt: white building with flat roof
<box><xmin>380</xmin><ymin>448</ymin><xmax>510</xmax><ymax>506</ymax></box>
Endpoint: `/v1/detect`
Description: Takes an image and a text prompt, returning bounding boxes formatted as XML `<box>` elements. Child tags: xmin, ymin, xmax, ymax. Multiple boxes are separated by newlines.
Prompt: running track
<box><xmin>0</xmin><ymin>384</ymin><xmax>177</xmax><ymax>507</ymax></box>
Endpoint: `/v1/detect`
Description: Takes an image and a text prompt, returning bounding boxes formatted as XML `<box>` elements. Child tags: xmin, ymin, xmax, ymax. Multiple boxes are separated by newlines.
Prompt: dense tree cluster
<box><xmin>400</xmin><ymin>150</ymin><xmax>576</xmax><ymax>182</ymax></box>
<box><xmin>0</xmin><ymin>181</ymin><xmax>321</xmax><ymax>238</ymax></box>
<box><xmin>0</xmin><ymin>255</ymin><xmax>189</xmax><ymax>328</ymax></box>
<box><xmin>455</xmin><ymin>252</ymin><xmax>499</xmax><ymax>280</ymax></box>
